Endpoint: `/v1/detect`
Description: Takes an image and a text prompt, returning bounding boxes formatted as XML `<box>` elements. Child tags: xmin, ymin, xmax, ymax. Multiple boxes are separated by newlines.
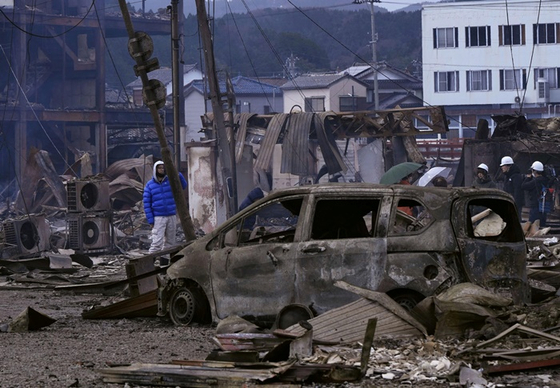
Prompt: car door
<box><xmin>452</xmin><ymin>196</ymin><xmax>530</xmax><ymax>304</ymax></box>
<box><xmin>293</xmin><ymin>194</ymin><xmax>390</xmax><ymax>315</ymax></box>
<box><xmin>209</xmin><ymin>196</ymin><xmax>304</xmax><ymax>320</ymax></box>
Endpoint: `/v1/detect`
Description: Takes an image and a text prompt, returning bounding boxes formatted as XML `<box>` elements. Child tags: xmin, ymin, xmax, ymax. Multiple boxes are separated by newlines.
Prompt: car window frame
<box><xmin>206</xmin><ymin>194</ymin><xmax>307</xmax><ymax>250</ymax></box>
<box><xmin>301</xmin><ymin>193</ymin><xmax>386</xmax><ymax>242</ymax></box>
<box><xmin>388</xmin><ymin>195</ymin><xmax>435</xmax><ymax>237</ymax></box>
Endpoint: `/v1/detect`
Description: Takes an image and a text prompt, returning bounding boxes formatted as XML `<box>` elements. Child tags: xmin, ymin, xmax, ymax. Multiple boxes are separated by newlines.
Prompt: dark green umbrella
<box><xmin>379</xmin><ymin>162</ymin><xmax>423</xmax><ymax>184</ymax></box>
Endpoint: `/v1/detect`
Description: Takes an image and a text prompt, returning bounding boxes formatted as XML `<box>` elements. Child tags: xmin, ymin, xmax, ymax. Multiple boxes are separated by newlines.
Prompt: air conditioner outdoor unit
<box><xmin>537</xmin><ymin>78</ymin><xmax>550</xmax><ymax>104</ymax></box>
<box><xmin>67</xmin><ymin>212</ymin><xmax>112</xmax><ymax>254</ymax></box>
<box><xmin>2</xmin><ymin>214</ymin><xmax>51</xmax><ymax>258</ymax></box>
<box><xmin>67</xmin><ymin>179</ymin><xmax>110</xmax><ymax>213</ymax></box>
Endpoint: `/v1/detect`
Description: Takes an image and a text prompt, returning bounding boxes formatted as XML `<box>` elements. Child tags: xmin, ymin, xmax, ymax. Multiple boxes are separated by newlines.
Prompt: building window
<box><xmin>534</xmin><ymin>68</ymin><xmax>560</xmax><ymax>89</ymax></box>
<box><xmin>467</xmin><ymin>70</ymin><xmax>492</xmax><ymax>91</ymax></box>
<box><xmin>533</xmin><ymin>23</ymin><xmax>560</xmax><ymax>44</ymax></box>
<box><xmin>499</xmin><ymin>69</ymin><xmax>527</xmax><ymax>90</ymax></box>
<box><xmin>339</xmin><ymin>96</ymin><xmax>359</xmax><ymax>111</ymax></box>
<box><xmin>499</xmin><ymin>24</ymin><xmax>525</xmax><ymax>46</ymax></box>
<box><xmin>433</xmin><ymin>27</ymin><xmax>458</xmax><ymax>48</ymax></box>
<box><xmin>304</xmin><ymin>97</ymin><xmax>325</xmax><ymax>112</ymax></box>
<box><xmin>466</xmin><ymin>26</ymin><xmax>491</xmax><ymax>47</ymax></box>
<box><xmin>264</xmin><ymin>105</ymin><xmax>271</xmax><ymax>114</ymax></box>
<box><xmin>434</xmin><ymin>71</ymin><xmax>459</xmax><ymax>92</ymax></box>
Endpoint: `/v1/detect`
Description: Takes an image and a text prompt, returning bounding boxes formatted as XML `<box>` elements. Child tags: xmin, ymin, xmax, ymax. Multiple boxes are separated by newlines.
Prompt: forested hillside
<box><xmin>105</xmin><ymin>6</ymin><xmax>421</xmax><ymax>87</ymax></box>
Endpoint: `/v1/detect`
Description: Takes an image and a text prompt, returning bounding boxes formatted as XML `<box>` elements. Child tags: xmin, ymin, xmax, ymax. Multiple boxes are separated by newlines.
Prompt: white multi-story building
<box><xmin>422</xmin><ymin>0</ymin><xmax>560</xmax><ymax>137</ymax></box>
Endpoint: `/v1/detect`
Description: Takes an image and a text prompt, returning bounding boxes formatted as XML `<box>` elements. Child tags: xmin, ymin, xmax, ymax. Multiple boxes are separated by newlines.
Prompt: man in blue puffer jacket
<box><xmin>143</xmin><ymin>161</ymin><xmax>187</xmax><ymax>254</ymax></box>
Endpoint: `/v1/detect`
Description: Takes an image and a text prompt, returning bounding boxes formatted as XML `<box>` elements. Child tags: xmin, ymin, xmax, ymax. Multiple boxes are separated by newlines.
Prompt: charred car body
<box><xmin>158</xmin><ymin>183</ymin><xmax>529</xmax><ymax>326</ymax></box>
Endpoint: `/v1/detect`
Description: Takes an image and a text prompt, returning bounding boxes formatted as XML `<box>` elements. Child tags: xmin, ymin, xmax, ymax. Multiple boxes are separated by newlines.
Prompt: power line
<box><xmin>0</xmin><ymin>1</ymin><xmax>96</xmax><ymax>38</ymax></box>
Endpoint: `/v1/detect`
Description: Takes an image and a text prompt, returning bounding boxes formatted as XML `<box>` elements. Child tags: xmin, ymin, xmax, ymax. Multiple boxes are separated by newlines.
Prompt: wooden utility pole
<box><xmin>117</xmin><ymin>0</ymin><xmax>196</xmax><ymax>241</ymax></box>
<box><xmin>171</xmin><ymin>0</ymin><xmax>183</xmax><ymax>170</ymax></box>
<box><xmin>194</xmin><ymin>0</ymin><xmax>238</xmax><ymax>217</ymax></box>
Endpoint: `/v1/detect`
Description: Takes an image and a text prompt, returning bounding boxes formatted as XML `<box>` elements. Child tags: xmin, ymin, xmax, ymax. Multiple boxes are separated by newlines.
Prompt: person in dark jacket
<box><xmin>522</xmin><ymin>161</ymin><xmax>550</xmax><ymax>227</ymax></box>
<box><xmin>431</xmin><ymin>176</ymin><xmax>448</xmax><ymax>187</ymax></box>
<box><xmin>500</xmin><ymin>156</ymin><xmax>524</xmax><ymax>219</ymax></box>
<box><xmin>473</xmin><ymin>163</ymin><xmax>497</xmax><ymax>189</ymax></box>
<box><xmin>143</xmin><ymin>161</ymin><xmax>188</xmax><ymax>254</ymax></box>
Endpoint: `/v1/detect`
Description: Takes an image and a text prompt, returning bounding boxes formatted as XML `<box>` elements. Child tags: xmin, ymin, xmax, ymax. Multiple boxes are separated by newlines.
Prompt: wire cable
<box><xmin>0</xmin><ymin>1</ymin><xmax>96</xmax><ymax>38</ymax></box>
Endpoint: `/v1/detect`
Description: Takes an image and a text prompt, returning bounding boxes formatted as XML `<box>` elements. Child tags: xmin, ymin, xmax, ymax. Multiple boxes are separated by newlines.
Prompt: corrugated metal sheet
<box><xmin>314</xmin><ymin>112</ymin><xmax>346</xmax><ymax>175</ymax></box>
<box><xmin>281</xmin><ymin>112</ymin><xmax>313</xmax><ymax>176</ymax></box>
<box><xmin>254</xmin><ymin>113</ymin><xmax>288</xmax><ymax>170</ymax></box>
<box><xmin>285</xmin><ymin>297</ymin><xmax>424</xmax><ymax>343</ymax></box>
<box><xmin>234</xmin><ymin>113</ymin><xmax>256</xmax><ymax>163</ymax></box>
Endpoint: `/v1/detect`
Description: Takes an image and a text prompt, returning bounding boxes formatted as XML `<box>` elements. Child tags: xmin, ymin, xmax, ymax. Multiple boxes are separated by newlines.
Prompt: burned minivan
<box><xmin>158</xmin><ymin>184</ymin><xmax>529</xmax><ymax>326</ymax></box>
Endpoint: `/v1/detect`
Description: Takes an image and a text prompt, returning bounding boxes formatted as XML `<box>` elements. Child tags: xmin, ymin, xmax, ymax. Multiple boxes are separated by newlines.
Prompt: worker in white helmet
<box><xmin>473</xmin><ymin>163</ymin><xmax>496</xmax><ymax>189</ymax></box>
<box><xmin>522</xmin><ymin>161</ymin><xmax>551</xmax><ymax>226</ymax></box>
<box><xmin>500</xmin><ymin>155</ymin><xmax>524</xmax><ymax>219</ymax></box>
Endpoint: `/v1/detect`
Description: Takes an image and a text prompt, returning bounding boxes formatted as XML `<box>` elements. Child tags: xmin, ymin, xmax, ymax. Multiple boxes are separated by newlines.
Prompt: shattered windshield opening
<box><xmin>466</xmin><ymin>198</ymin><xmax>524</xmax><ymax>242</ymax></box>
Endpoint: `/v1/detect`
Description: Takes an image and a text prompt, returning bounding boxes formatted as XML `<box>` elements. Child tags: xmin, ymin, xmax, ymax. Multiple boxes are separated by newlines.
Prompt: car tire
<box><xmin>388</xmin><ymin>290</ymin><xmax>425</xmax><ymax>311</ymax></box>
<box><xmin>169</xmin><ymin>287</ymin><xmax>201</xmax><ymax>326</ymax></box>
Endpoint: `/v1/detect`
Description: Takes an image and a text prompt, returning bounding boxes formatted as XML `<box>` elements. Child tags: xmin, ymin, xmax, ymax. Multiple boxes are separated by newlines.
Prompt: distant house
<box><xmin>280</xmin><ymin>73</ymin><xmax>368</xmax><ymax>113</ymax></box>
<box><xmin>340</xmin><ymin>62</ymin><xmax>424</xmax><ymax>110</ymax></box>
<box><xmin>183</xmin><ymin>79</ymin><xmax>206</xmax><ymax>143</ymax></box>
<box><xmin>207</xmin><ymin>76</ymin><xmax>284</xmax><ymax>115</ymax></box>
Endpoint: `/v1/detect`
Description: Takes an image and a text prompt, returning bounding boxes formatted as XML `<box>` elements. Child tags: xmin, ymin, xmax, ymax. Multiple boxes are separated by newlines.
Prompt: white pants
<box><xmin>149</xmin><ymin>215</ymin><xmax>177</xmax><ymax>254</ymax></box>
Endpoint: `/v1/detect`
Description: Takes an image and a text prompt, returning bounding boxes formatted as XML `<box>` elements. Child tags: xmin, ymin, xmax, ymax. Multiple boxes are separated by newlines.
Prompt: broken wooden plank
<box><xmin>126</xmin><ymin>255</ymin><xmax>158</xmax><ymax>297</ymax></box>
<box><xmin>485</xmin><ymin>358</ymin><xmax>560</xmax><ymax>374</ymax></box>
<box><xmin>212</xmin><ymin>333</ymin><xmax>286</xmax><ymax>352</ymax></box>
<box><xmin>99</xmin><ymin>360</ymin><xmax>295</xmax><ymax>387</ymax></box>
<box><xmin>475</xmin><ymin>323</ymin><xmax>560</xmax><ymax>348</ymax></box>
<box><xmin>490</xmin><ymin>348</ymin><xmax>560</xmax><ymax>362</ymax></box>
<box><xmin>81</xmin><ymin>289</ymin><xmax>158</xmax><ymax>319</ymax></box>
<box><xmin>360</xmin><ymin>318</ymin><xmax>377</xmax><ymax>375</ymax></box>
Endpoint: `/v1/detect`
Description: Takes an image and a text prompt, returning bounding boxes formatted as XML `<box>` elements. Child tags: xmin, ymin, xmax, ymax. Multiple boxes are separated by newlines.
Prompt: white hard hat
<box><xmin>531</xmin><ymin>161</ymin><xmax>544</xmax><ymax>172</ymax></box>
<box><xmin>500</xmin><ymin>156</ymin><xmax>514</xmax><ymax>166</ymax></box>
<box><xmin>477</xmin><ymin>163</ymin><xmax>489</xmax><ymax>172</ymax></box>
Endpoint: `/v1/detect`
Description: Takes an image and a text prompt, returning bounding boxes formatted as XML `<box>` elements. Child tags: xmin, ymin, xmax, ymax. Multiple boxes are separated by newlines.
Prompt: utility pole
<box><xmin>170</xmin><ymin>0</ymin><xmax>182</xmax><ymax>170</ymax></box>
<box><xmin>117</xmin><ymin>0</ymin><xmax>197</xmax><ymax>241</ymax></box>
<box><xmin>195</xmin><ymin>0</ymin><xmax>238</xmax><ymax>217</ymax></box>
<box><xmin>354</xmin><ymin>0</ymin><xmax>380</xmax><ymax>110</ymax></box>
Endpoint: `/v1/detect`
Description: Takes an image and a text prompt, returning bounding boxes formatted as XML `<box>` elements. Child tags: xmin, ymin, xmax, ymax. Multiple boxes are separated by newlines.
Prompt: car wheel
<box><xmin>169</xmin><ymin>287</ymin><xmax>198</xmax><ymax>325</ymax></box>
<box><xmin>388</xmin><ymin>290</ymin><xmax>424</xmax><ymax>311</ymax></box>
